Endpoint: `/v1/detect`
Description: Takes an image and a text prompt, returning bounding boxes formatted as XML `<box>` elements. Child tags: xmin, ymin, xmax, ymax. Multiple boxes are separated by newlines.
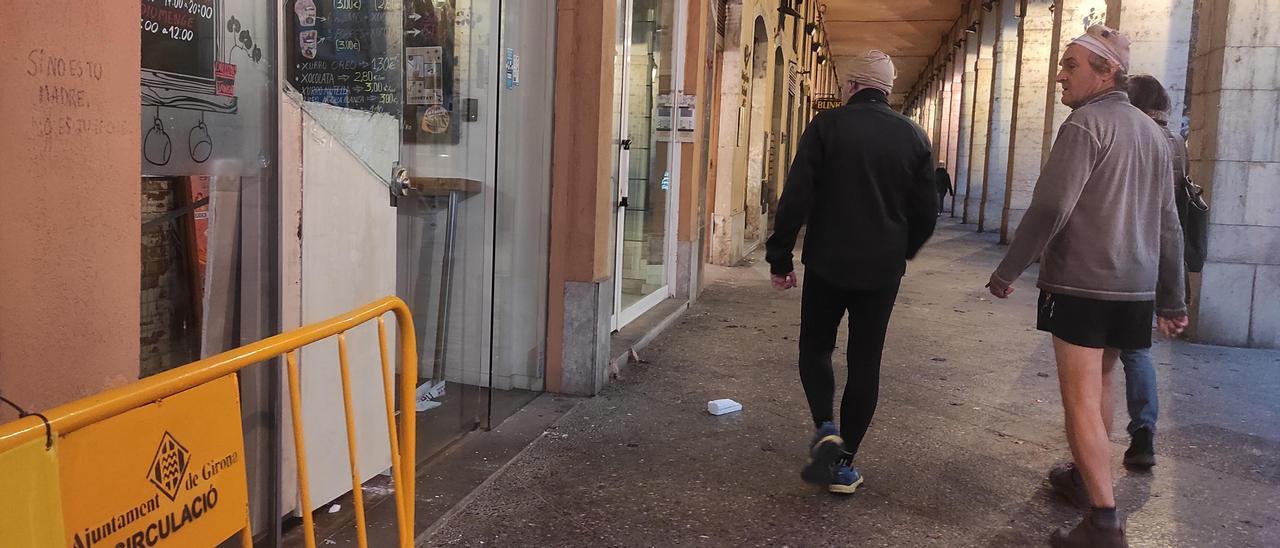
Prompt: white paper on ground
<box><xmin>707</xmin><ymin>399</ymin><xmax>743</xmax><ymax>415</ymax></box>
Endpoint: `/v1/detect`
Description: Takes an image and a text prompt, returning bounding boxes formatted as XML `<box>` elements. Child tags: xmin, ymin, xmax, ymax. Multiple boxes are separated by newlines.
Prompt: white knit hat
<box><xmin>1069</xmin><ymin>24</ymin><xmax>1131</xmax><ymax>72</ymax></box>
<box><xmin>847</xmin><ymin>50</ymin><xmax>897</xmax><ymax>94</ymax></box>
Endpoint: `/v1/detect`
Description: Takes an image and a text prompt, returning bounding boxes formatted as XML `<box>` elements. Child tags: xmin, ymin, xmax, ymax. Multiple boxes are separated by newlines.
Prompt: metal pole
<box><xmin>431</xmin><ymin>191</ymin><xmax>462</xmax><ymax>387</ymax></box>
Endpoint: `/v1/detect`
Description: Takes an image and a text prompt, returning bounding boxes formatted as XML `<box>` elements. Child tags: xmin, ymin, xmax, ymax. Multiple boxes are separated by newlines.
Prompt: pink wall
<box><xmin>0</xmin><ymin>2</ymin><xmax>141</xmax><ymax>419</ymax></box>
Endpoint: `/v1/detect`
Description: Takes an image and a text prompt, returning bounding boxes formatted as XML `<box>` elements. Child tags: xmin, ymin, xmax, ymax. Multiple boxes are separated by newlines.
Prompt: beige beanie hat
<box><xmin>847</xmin><ymin>50</ymin><xmax>897</xmax><ymax>95</ymax></box>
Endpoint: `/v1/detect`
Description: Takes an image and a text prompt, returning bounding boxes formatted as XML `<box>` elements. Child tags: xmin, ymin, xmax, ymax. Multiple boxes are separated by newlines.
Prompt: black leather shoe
<box><xmin>1123</xmin><ymin>427</ymin><xmax>1156</xmax><ymax>469</ymax></box>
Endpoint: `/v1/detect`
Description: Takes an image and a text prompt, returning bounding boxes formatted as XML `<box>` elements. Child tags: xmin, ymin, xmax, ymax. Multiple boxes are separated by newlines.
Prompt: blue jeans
<box><xmin>1119</xmin><ymin>348</ymin><xmax>1159</xmax><ymax>435</ymax></box>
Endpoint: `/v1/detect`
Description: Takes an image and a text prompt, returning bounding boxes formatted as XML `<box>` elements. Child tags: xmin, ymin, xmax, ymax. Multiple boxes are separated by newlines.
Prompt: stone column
<box><xmin>954</xmin><ymin>29</ymin><xmax>981</xmax><ymax>217</ymax></box>
<box><xmin>923</xmin><ymin>81</ymin><xmax>933</xmax><ymax>142</ymax></box>
<box><xmin>979</xmin><ymin>0</ymin><xmax>1021</xmax><ymax>233</ymax></box>
<box><xmin>946</xmin><ymin>52</ymin><xmax>965</xmax><ymax>214</ymax></box>
<box><xmin>547</xmin><ymin>0</ymin><xmax>620</xmax><ymax>394</ymax></box>
<box><xmin>964</xmin><ymin>6</ymin><xmax>1000</xmax><ymax>224</ymax></box>
<box><xmin>1186</xmin><ymin>0</ymin><xmax>1280</xmax><ymax>349</ymax></box>
<box><xmin>711</xmin><ymin>3</ymin><xmax>744</xmax><ymax>266</ymax></box>
<box><xmin>926</xmin><ymin>79</ymin><xmax>936</xmax><ymax>143</ymax></box>
<box><xmin>934</xmin><ymin>73</ymin><xmax>949</xmax><ymax>163</ymax></box>
<box><xmin>676</xmin><ymin>0</ymin><xmax>713</xmax><ymax>301</ymax></box>
<box><xmin>929</xmin><ymin>78</ymin><xmax>943</xmax><ymax>160</ymax></box>
<box><xmin>1002</xmin><ymin>0</ymin><xmax>1056</xmax><ymax>242</ymax></box>
<box><xmin>938</xmin><ymin>59</ymin><xmax>955</xmax><ymax>174</ymax></box>
<box><xmin>1118</xmin><ymin>0</ymin><xmax>1195</xmax><ymax>131</ymax></box>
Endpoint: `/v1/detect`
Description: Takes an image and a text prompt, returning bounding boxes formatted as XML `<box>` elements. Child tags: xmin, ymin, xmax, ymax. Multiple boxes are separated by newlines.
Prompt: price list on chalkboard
<box><xmin>286</xmin><ymin>0</ymin><xmax>401</xmax><ymax>115</ymax></box>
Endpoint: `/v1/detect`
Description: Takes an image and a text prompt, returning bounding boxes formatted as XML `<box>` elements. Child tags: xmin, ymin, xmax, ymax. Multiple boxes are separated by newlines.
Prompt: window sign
<box><xmin>141</xmin><ymin>0</ymin><xmax>274</xmax><ymax>177</ymax></box>
<box><xmin>403</xmin><ymin>0</ymin><xmax>462</xmax><ymax>145</ymax></box>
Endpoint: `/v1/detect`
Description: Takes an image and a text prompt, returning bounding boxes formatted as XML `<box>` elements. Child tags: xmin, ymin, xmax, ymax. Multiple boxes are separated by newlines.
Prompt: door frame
<box><xmin>611</xmin><ymin>0</ymin><xmax>687</xmax><ymax>331</ymax></box>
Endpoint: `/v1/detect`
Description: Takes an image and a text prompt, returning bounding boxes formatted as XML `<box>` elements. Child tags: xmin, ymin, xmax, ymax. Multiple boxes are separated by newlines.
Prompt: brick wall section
<box><xmin>139</xmin><ymin>179</ymin><xmax>191</xmax><ymax>377</ymax></box>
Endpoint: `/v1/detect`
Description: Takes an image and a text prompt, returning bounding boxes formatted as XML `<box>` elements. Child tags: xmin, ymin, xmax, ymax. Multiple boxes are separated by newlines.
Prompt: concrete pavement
<box><xmin>422</xmin><ymin>219</ymin><xmax>1280</xmax><ymax>547</ymax></box>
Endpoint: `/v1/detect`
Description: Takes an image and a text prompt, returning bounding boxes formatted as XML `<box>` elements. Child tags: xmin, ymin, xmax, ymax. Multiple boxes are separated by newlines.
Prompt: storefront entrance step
<box><xmin>299</xmin><ymin>393</ymin><xmax>582</xmax><ymax>547</ymax></box>
<box><xmin>610</xmin><ymin>297</ymin><xmax>690</xmax><ymax>380</ymax></box>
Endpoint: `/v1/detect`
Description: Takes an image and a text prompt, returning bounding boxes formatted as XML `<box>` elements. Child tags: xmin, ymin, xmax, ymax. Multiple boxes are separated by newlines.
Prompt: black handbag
<box><xmin>1176</xmin><ymin>137</ymin><xmax>1209</xmax><ymax>273</ymax></box>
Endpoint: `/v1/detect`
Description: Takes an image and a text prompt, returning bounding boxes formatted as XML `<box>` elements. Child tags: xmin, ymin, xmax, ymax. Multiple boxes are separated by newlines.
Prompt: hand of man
<box><xmin>771</xmin><ymin>272</ymin><xmax>798</xmax><ymax>291</ymax></box>
<box><xmin>1157</xmin><ymin>314</ymin><xmax>1190</xmax><ymax>338</ymax></box>
<box><xmin>986</xmin><ymin>274</ymin><xmax>1014</xmax><ymax>299</ymax></box>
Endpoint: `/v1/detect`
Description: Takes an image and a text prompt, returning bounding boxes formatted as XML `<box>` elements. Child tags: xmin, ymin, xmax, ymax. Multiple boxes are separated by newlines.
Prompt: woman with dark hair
<box><xmin>1127</xmin><ymin>75</ymin><xmax>1171</xmax><ymax>117</ymax></box>
<box><xmin>1116</xmin><ymin>74</ymin><xmax>1204</xmax><ymax>472</ymax></box>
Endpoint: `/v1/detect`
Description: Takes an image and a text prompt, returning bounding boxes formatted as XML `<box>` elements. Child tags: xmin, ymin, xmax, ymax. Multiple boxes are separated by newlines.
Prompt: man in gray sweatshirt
<box><xmin>986</xmin><ymin>25</ymin><xmax>1189</xmax><ymax>548</ymax></box>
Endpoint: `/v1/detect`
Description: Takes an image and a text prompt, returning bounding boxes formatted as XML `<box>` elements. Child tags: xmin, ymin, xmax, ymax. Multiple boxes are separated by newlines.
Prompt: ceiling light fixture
<box><xmin>805</xmin><ymin>22</ymin><xmax>818</xmax><ymax>36</ymax></box>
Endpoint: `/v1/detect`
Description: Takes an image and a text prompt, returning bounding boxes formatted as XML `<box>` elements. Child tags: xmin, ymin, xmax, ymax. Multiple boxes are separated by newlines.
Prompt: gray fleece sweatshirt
<box><xmin>993</xmin><ymin>90</ymin><xmax>1187</xmax><ymax>316</ymax></box>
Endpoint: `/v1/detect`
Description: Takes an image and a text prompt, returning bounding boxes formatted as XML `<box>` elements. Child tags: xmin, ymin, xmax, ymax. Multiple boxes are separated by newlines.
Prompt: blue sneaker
<box><xmin>829</xmin><ymin>463</ymin><xmax>863</xmax><ymax>495</ymax></box>
<box><xmin>800</xmin><ymin>421</ymin><xmax>844</xmax><ymax>485</ymax></box>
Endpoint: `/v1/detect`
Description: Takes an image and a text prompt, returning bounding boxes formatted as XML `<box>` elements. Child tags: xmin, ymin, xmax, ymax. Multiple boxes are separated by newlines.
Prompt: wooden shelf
<box><xmin>407</xmin><ymin>177</ymin><xmax>483</xmax><ymax>196</ymax></box>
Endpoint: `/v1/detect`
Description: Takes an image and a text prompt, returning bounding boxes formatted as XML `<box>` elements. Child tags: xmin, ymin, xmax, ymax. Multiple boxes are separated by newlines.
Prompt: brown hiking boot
<box><xmin>1050</xmin><ymin>512</ymin><xmax>1128</xmax><ymax>548</ymax></box>
<box><xmin>1049</xmin><ymin>463</ymin><xmax>1090</xmax><ymax>509</ymax></box>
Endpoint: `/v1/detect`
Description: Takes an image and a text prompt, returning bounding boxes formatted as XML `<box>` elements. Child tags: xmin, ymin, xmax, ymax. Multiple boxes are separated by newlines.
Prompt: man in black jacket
<box><xmin>936</xmin><ymin>163</ymin><xmax>953</xmax><ymax>215</ymax></box>
<box><xmin>765</xmin><ymin>50</ymin><xmax>937</xmax><ymax>495</ymax></box>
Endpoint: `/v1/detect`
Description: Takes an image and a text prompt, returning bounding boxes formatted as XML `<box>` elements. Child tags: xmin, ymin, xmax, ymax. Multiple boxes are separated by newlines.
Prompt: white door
<box><xmin>612</xmin><ymin>0</ymin><xmax>685</xmax><ymax>329</ymax></box>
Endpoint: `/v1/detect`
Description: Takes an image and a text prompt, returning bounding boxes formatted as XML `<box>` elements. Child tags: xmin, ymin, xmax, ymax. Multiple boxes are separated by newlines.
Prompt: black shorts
<box><xmin>1036</xmin><ymin>291</ymin><xmax>1154</xmax><ymax>350</ymax></box>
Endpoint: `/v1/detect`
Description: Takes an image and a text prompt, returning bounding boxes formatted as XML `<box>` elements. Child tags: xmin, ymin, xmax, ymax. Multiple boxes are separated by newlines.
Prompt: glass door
<box><xmin>487</xmin><ymin>0</ymin><xmax>555</xmax><ymax>426</ymax></box>
<box><xmin>396</xmin><ymin>0</ymin><xmax>554</xmax><ymax>456</ymax></box>
<box><xmin>397</xmin><ymin>0</ymin><xmax>498</xmax><ymax>460</ymax></box>
<box><xmin>613</xmin><ymin>0</ymin><xmax>681</xmax><ymax>329</ymax></box>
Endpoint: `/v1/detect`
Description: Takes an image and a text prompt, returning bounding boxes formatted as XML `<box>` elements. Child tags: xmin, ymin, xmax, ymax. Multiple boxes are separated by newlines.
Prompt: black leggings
<box><xmin>798</xmin><ymin>271</ymin><xmax>900</xmax><ymax>457</ymax></box>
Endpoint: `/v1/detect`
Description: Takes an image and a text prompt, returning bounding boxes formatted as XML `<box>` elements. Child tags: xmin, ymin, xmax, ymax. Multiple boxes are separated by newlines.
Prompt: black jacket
<box><xmin>935</xmin><ymin>167</ymin><xmax>953</xmax><ymax>196</ymax></box>
<box><xmin>765</xmin><ymin>88</ymin><xmax>937</xmax><ymax>289</ymax></box>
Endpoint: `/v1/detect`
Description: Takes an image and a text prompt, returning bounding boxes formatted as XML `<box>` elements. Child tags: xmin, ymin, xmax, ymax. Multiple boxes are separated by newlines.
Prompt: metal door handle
<box><xmin>621</xmin><ymin>139</ymin><xmax>632</xmax><ymax>150</ymax></box>
<box><xmin>618</xmin><ymin>196</ymin><xmax>629</xmax><ymax>208</ymax></box>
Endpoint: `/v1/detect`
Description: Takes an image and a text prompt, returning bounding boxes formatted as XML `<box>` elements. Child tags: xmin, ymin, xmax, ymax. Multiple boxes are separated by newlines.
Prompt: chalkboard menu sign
<box><xmin>142</xmin><ymin>0</ymin><xmax>217</xmax><ymax>80</ymax></box>
<box><xmin>141</xmin><ymin>0</ymin><xmax>235</xmax><ymax>114</ymax></box>
<box><xmin>286</xmin><ymin>0</ymin><xmax>401</xmax><ymax>115</ymax></box>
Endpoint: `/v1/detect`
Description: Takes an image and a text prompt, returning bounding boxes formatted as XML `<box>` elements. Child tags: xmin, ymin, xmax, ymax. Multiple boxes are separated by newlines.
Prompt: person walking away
<box><xmin>985</xmin><ymin>26</ymin><xmax>1188</xmax><ymax>547</ymax></box>
<box><xmin>935</xmin><ymin>163</ymin><xmax>953</xmax><ymax>215</ymax></box>
<box><xmin>1115</xmin><ymin>74</ymin><xmax>1206</xmax><ymax>470</ymax></box>
<box><xmin>765</xmin><ymin>50</ymin><xmax>937</xmax><ymax>496</ymax></box>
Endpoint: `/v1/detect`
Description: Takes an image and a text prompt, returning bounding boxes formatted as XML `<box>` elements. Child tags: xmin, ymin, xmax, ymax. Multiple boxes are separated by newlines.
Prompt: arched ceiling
<box><xmin>821</xmin><ymin>0</ymin><xmax>965</xmax><ymax>107</ymax></box>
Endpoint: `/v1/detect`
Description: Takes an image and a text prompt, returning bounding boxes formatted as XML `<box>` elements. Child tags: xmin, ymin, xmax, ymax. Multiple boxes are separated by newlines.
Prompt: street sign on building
<box><xmin>813</xmin><ymin>96</ymin><xmax>843</xmax><ymax>112</ymax></box>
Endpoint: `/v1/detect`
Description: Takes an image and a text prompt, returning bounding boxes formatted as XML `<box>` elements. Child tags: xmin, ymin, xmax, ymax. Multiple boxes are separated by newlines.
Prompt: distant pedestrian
<box><xmin>935</xmin><ymin>163</ymin><xmax>953</xmax><ymax>215</ymax></box>
<box><xmin>1115</xmin><ymin>74</ymin><xmax>1207</xmax><ymax>471</ymax></box>
<box><xmin>766</xmin><ymin>50</ymin><xmax>937</xmax><ymax>496</ymax></box>
<box><xmin>986</xmin><ymin>26</ymin><xmax>1188</xmax><ymax>547</ymax></box>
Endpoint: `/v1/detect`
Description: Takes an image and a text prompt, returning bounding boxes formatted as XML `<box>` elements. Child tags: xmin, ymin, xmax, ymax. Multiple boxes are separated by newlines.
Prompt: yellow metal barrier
<box><xmin>0</xmin><ymin>296</ymin><xmax>418</xmax><ymax>548</ymax></box>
